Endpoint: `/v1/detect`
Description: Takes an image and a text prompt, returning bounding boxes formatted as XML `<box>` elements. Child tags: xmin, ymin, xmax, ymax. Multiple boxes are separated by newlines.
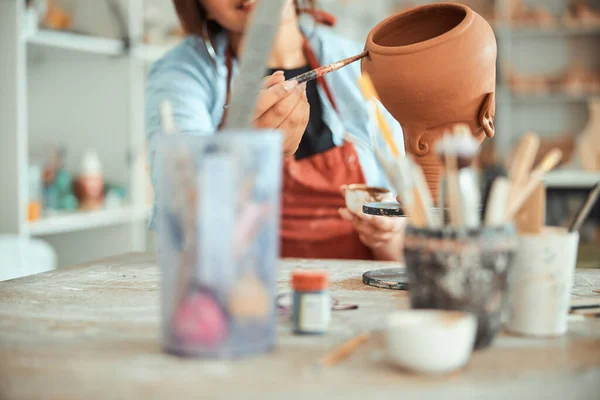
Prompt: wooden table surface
<box><xmin>1</xmin><ymin>253</ymin><xmax>599</xmax><ymax>400</ymax></box>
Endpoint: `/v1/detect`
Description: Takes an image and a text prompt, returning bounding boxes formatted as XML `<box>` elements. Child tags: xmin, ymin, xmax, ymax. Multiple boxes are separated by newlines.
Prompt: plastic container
<box><xmin>291</xmin><ymin>270</ymin><xmax>331</xmax><ymax>334</ymax></box>
<box><xmin>155</xmin><ymin>130</ymin><xmax>282</xmax><ymax>358</ymax></box>
<box><xmin>506</xmin><ymin>227</ymin><xmax>579</xmax><ymax>337</ymax></box>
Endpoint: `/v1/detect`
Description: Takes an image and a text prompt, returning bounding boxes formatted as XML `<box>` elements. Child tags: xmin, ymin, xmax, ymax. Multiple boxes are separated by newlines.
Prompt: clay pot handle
<box><xmin>479</xmin><ymin>92</ymin><xmax>496</xmax><ymax>138</ymax></box>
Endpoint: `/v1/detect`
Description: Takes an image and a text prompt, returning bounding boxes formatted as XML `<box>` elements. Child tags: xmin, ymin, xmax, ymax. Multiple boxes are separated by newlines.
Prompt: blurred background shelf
<box><xmin>495</xmin><ymin>24</ymin><xmax>600</xmax><ymax>37</ymax></box>
<box><xmin>28</xmin><ymin>205</ymin><xmax>151</xmax><ymax>237</ymax></box>
<box><xmin>26</xmin><ymin>29</ymin><xmax>125</xmax><ymax>55</ymax></box>
<box><xmin>544</xmin><ymin>169</ymin><xmax>600</xmax><ymax>188</ymax></box>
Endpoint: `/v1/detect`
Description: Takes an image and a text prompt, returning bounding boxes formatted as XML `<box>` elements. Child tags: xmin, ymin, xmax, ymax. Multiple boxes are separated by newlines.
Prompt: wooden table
<box><xmin>1</xmin><ymin>253</ymin><xmax>599</xmax><ymax>399</ymax></box>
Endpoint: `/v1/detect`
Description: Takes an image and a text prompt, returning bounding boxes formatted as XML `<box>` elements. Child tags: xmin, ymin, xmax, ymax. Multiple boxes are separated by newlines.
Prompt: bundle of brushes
<box><xmin>435</xmin><ymin>125</ymin><xmax>482</xmax><ymax>228</ymax></box>
<box><xmin>485</xmin><ymin>132</ymin><xmax>562</xmax><ymax>233</ymax></box>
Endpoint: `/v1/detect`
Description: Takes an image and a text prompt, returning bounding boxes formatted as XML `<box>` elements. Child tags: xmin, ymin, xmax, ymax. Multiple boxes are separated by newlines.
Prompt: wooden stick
<box><xmin>290</xmin><ymin>51</ymin><xmax>368</xmax><ymax>84</ymax></box>
<box><xmin>358</xmin><ymin>75</ymin><xmax>402</xmax><ymax>158</ymax></box>
<box><xmin>319</xmin><ymin>333</ymin><xmax>370</xmax><ymax>367</ymax></box>
<box><xmin>507</xmin><ymin>132</ymin><xmax>540</xmax><ymax>196</ymax></box>
<box><xmin>514</xmin><ymin>182</ymin><xmax>545</xmax><ymax>235</ymax></box>
<box><xmin>568</xmin><ymin>182</ymin><xmax>600</xmax><ymax>233</ymax></box>
<box><xmin>506</xmin><ymin>148</ymin><xmax>562</xmax><ymax>219</ymax></box>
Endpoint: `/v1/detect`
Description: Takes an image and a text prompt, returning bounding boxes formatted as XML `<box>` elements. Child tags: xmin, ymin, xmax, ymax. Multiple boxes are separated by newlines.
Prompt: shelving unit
<box><xmin>26</xmin><ymin>29</ymin><xmax>126</xmax><ymax>55</ymax></box>
<box><xmin>28</xmin><ymin>205</ymin><xmax>151</xmax><ymax>236</ymax></box>
<box><xmin>0</xmin><ymin>0</ymin><xmax>167</xmax><ymax>272</ymax></box>
<box><xmin>492</xmin><ymin>0</ymin><xmax>600</xmax><ymax>189</ymax></box>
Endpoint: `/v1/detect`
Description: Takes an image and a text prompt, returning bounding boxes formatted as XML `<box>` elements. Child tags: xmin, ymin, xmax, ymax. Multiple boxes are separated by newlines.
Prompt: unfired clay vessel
<box><xmin>362</xmin><ymin>3</ymin><xmax>497</xmax><ymax>198</ymax></box>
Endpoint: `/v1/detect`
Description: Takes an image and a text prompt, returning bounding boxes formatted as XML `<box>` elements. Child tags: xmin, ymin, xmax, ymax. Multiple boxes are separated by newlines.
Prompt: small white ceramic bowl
<box><xmin>342</xmin><ymin>184</ymin><xmax>394</xmax><ymax>215</ymax></box>
<box><xmin>385</xmin><ymin>310</ymin><xmax>476</xmax><ymax>374</ymax></box>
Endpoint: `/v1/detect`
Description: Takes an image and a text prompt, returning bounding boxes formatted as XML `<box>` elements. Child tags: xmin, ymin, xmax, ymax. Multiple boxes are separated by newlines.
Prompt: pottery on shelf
<box><xmin>578</xmin><ymin>100</ymin><xmax>600</xmax><ymax>171</ymax></box>
<box><xmin>74</xmin><ymin>150</ymin><xmax>104</xmax><ymax>211</ymax></box>
<box><xmin>362</xmin><ymin>2</ymin><xmax>497</xmax><ymax>199</ymax></box>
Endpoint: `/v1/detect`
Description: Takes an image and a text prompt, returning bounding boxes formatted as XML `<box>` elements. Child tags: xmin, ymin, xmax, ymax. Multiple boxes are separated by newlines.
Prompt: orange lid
<box><xmin>291</xmin><ymin>270</ymin><xmax>329</xmax><ymax>292</ymax></box>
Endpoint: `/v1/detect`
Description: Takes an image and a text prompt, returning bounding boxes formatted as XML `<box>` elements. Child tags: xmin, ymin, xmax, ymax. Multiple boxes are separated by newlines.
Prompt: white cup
<box><xmin>385</xmin><ymin>310</ymin><xmax>476</xmax><ymax>374</ymax></box>
<box><xmin>506</xmin><ymin>227</ymin><xmax>580</xmax><ymax>337</ymax></box>
<box><xmin>341</xmin><ymin>184</ymin><xmax>394</xmax><ymax>215</ymax></box>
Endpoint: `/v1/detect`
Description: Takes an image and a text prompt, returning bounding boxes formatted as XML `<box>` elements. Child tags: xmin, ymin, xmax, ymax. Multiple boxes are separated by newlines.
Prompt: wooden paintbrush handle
<box><xmin>319</xmin><ymin>333</ymin><xmax>370</xmax><ymax>367</ymax></box>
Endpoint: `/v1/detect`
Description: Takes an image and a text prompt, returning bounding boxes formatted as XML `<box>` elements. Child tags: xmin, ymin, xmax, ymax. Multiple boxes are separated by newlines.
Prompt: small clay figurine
<box><xmin>74</xmin><ymin>150</ymin><xmax>104</xmax><ymax>211</ymax></box>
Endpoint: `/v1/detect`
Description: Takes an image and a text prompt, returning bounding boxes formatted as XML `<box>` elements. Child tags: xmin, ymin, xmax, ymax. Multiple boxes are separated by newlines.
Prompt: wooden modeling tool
<box><xmin>484</xmin><ymin>177</ymin><xmax>511</xmax><ymax>226</ymax></box>
<box><xmin>514</xmin><ymin>182</ymin><xmax>545</xmax><ymax>235</ymax></box>
<box><xmin>507</xmin><ymin>149</ymin><xmax>562</xmax><ymax>219</ymax></box>
<box><xmin>443</xmin><ymin>134</ymin><xmax>463</xmax><ymax>226</ymax></box>
<box><xmin>507</xmin><ymin>132</ymin><xmax>540</xmax><ymax>197</ymax></box>
<box><xmin>319</xmin><ymin>333</ymin><xmax>370</xmax><ymax>367</ymax></box>
<box><xmin>358</xmin><ymin>74</ymin><xmax>402</xmax><ymax>158</ymax></box>
<box><xmin>290</xmin><ymin>51</ymin><xmax>368</xmax><ymax>84</ymax></box>
<box><xmin>568</xmin><ymin>182</ymin><xmax>600</xmax><ymax>233</ymax></box>
<box><xmin>223</xmin><ymin>0</ymin><xmax>289</xmax><ymax>130</ymax></box>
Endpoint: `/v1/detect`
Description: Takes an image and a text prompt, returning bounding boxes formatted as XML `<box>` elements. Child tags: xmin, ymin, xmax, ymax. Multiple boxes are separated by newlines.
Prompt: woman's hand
<box><xmin>338</xmin><ymin>208</ymin><xmax>406</xmax><ymax>262</ymax></box>
<box><xmin>253</xmin><ymin>71</ymin><xmax>309</xmax><ymax>157</ymax></box>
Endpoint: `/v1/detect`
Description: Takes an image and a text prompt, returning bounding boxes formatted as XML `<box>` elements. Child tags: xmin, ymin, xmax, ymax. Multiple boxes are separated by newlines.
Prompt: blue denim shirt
<box><xmin>146</xmin><ymin>27</ymin><xmax>405</xmax><ymax>227</ymax></box>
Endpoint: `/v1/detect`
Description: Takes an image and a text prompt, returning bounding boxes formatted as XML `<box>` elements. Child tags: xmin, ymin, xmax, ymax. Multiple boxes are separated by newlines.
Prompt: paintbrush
<box><xmin>506</xmin><ymin>149</ymin><xmax>562</xmax><ymax>219</ymax></box>
<box><xmin>290</xmin><ymin>51</ymin><xmax>368</xmax><ymax>84</ymax></box>
<box><xmin>507</xmin><ymin>132</ymin><xmax>540</xmax><ymax>198</ymax></box>
<box><xmin>319</xmin><ymin>332</ymin><xmax>371</xmax><ymax>367</ymax></box>
<box><xmin>442</xmin><ymin>133</ymin><xmax>463</xmax><ymax>227</ymax></box>
<box><xmin>568</xmin><ymin>182</ymin><xmax>600</xmax><ymax>233</ymax></box>
<box><xmin>358</xmin><ymin>74</ymin><xmax>403</xmax><ymax>158</ymax></box>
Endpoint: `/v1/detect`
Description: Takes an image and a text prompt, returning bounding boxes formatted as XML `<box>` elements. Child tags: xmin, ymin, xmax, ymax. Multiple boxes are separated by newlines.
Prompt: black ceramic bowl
<box><xmin>403</xmin><ymin>223</ymin><xmax>517</xmax><ymax>350</ymax></box>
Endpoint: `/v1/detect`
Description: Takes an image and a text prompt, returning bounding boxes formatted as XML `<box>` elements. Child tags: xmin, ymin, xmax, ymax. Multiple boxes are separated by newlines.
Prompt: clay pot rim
<box><xmin>366</xmin><ymin>2</ymin><xmax>474</xmax><ymax>56</ymax></box>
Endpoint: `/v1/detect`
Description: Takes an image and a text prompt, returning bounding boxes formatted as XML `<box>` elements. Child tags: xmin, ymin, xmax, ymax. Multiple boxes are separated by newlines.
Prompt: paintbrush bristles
<box><xmin>358</xmin><ymin>74</ymin><xmax>401</xmax><ymax>158</ymax></box>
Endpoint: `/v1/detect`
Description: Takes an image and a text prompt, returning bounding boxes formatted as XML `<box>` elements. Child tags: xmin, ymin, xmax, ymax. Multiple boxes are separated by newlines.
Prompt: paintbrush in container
<box><xmin>568</xmin><ymin>182</ymin><xmax>600</xmax><ymax>233</ymax></box>
<box><xmin>289</xmin><ymin>51</ymin><xmax>368</xmax><ymax>84</ymax></box>
<box><xmin>357</xmin><ymin>74</ymin><xmax>403</xmax><ymax>158</ymax></box>
<box><xmin>506</xmin><ymin>149</ymin><xmax>562</xmax><ymax>219</ymax></box>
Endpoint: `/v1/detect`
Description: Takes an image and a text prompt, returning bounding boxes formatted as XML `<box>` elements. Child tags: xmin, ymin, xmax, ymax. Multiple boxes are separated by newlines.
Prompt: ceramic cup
<box><xmin>506</xmin><ymin>227</ymin><xmax>580</xmax><ymax>337</ymax></box>
<box><xmin>403</xmin><ymin>224</ymin><xmax>517</xmax><ymax>350</ymax></box>
<box><xmin>342</xmin><ymin>184</ymin><xmax>394</xmax><ymax>215</ymax></box>
<box><xmin>385</xmin><ymin>310</ymin><xmax>477</xmax><ymax>374</ymax></box>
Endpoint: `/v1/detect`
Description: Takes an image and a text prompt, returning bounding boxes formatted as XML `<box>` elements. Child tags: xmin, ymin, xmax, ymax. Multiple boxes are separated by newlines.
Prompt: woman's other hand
<box><xmin>253</xmin><ymin>71</ymin><xmax>309</xmax><ymax>157</ymax></box>
<box><xmin>338</xmin><ymin>208</ymin><xmax>406</xmax><ymax>262</ymax></box>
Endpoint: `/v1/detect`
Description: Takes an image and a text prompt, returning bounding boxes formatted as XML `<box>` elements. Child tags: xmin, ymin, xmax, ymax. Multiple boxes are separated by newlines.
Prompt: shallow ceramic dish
<box><xmin>342</xmin><ymin>184</ymin><xmax>394</xmax><ymax>215</ymax></box>
<box><xmin>385</xmin><ymin>310</ymin><xmax>476</xmax><ymax>374</ymax></box>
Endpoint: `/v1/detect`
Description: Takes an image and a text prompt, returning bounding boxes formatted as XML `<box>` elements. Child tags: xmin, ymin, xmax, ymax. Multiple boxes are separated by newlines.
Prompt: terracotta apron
<box><xmin>220</xmin><ymin>38</ymin><xmax>373</xmax><ymax>260</ymax></box>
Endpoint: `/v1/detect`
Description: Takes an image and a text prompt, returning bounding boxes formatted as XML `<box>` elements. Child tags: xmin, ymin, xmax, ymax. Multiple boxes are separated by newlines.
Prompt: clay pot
<box><xmin>362</xmin><ymin>3</ymin><xmax>497</xmax><ymax>199</ymax></box>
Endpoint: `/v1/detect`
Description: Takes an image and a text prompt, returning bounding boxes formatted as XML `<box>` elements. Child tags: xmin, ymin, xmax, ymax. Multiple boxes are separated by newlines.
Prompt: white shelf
<box><xmin>497</xmin><ymin>86</ymin><xmax>600</xmax><ymax>104</ymax></box>
<box><xmin>495</xmin><ymin>25</ymin><xmax>600</xmax><ymax>37</ymax></box>
<box><xmin>28</xmin><ymin>205</ymin><xmax>151</xmax><ymax>236</ymax></box>
<box><xmin>26</xmin><ymin>29</ymin><xmax>125</xmax><ymax>56</ymax></box>
<box><xmin>544</xmin><ymin>170</ymin><xmax>600</xmax><ymax>189</ymax></box>
<box><xmin>133</xmin><ymin>42</ymin><xmax>179</xmax><ymax>63</ymax></box>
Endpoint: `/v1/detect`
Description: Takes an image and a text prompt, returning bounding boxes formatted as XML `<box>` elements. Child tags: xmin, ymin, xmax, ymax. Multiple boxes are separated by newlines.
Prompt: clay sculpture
<box><xmin>362</xmin><ymin>3</ymin><xmax>497</xmax><ymax>198</ymax></box>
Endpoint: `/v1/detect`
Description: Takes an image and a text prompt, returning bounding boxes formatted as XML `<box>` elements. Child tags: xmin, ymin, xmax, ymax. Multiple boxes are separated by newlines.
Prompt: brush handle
<box><xmin>506</xmin><ymin>149</ymin><xmax>562</xmax><ymax>219</ymax></box>
<box><xmin>319</xmin><ymin>333</ymin><xmax>370</xmax><ymax>367</ymax></box>
<box><xmin>290</xmin><ymin>51</ymin><xmax>368</xmax><ymax>84</ymax></box>
<box><xmin>484</xmin><ymin>177</ymin><xmax>510</xmax><ymax>226</ymax></box>
<box><xmin>568</xmin><ymin>182</ymin><xmax>600</xmax><ymax>233</ymax></box>
<box><xmin>508</xmin><ymin>133</ymin><xmax>540</xmax><ymax>186</ymax></box>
